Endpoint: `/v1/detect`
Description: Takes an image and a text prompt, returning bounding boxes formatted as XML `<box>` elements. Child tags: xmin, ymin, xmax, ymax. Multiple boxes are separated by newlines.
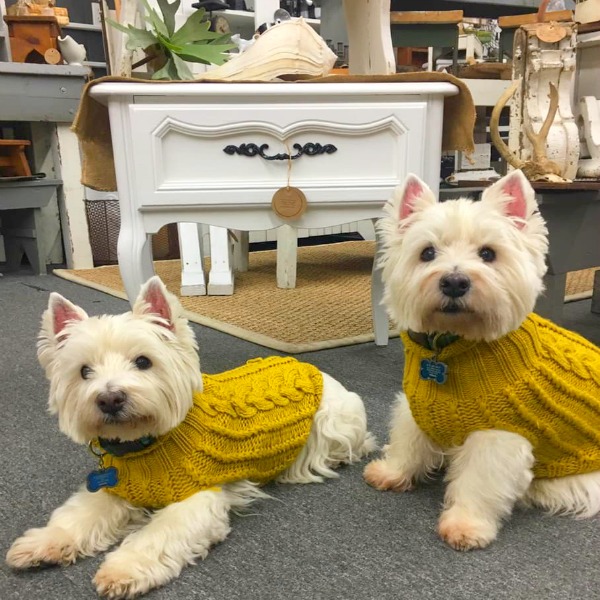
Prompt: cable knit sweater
<box><xmin>96</xmin><ymin>357</ymin><xmax>323</xmax><ymax>508</ymax></box>
<box><xmin>402</xmin><ymin>314</ymin><xmax>600</xmax><ymax>479</ymax></box>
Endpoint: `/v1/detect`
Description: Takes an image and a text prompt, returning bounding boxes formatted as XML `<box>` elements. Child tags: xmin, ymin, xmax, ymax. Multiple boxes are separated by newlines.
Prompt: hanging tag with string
<box><xmin>271</xmin><ymin>141</ymin><xmax>308</xmax><ymax>220</ymax></box>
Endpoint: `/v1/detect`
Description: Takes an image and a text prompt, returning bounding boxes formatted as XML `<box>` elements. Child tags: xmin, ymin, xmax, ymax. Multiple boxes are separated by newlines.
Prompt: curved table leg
<box><xmin>372</xmin><ymin>222</ymin><xmax>389</xmax><ymax>346</ymax></box>
<box><xmin>118</xmin><ymin>222</ymin><xmax>154</xmax><ymax>306</ymax></box>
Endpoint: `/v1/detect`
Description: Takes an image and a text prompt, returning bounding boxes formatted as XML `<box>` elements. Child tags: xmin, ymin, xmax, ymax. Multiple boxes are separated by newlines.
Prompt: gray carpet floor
<box><xmin>1</xmin><ymin>269</ymin><xmax>599</xmax><ymax>600</ymax></box>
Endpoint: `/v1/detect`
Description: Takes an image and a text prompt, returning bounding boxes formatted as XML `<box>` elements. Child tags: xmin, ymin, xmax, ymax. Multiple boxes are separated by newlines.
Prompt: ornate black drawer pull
<box><xmin>223</xmin><ymin>142</ymin><xmax>337</xmax><ymax>161</ymax></box>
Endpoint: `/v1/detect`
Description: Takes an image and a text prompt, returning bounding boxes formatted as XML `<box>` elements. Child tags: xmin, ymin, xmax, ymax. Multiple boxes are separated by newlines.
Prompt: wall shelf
<box><xmin>216</xmin><ymin>8</ymin><xmax>319</xmax><ymax>30</ymax></box>
<box><xmin>64</xmin><ymin>22</ymin><xmax>103</xmax><ymax>32</ymax></box>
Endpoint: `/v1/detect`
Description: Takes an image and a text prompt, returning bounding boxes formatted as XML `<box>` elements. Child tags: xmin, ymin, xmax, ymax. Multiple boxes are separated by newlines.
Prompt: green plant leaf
<box><xmin>171</xmin><ymin>8</ymin><xmax>225</xmax><ymax>46</ymax></box>
<box><xmin>176</xmin><ymin>43</ymin><xmax>234</xmax><ymax>65</ymax></box>
<box><xmin>106</xmin><ymin>19</ymin><xmax>159</xmax><ymax>50</ymax></box>
<box><xmin>140</xmin><ymin>0</ymin><xmax>168</xmax><ymax>37</ymax></box>
<box><xmin>156</xmin><ymin>0</ymin><xmax>180</xmax><ymax>37</ymax></box>
<box><xmin>157</xmin><ymin>35</ymin><xmax>235</xmax><ymax>65</ymax></box>
<box><xmin>210</xmin><ymin>33</ymin><xmax>234</xmax><ymax>45</ymax></box>
<box><xmin>151</xmin><ymin>57</ymin><xmax>179</xmax><ymax>80</ymax></box>
<box><xmin>171</xmin><ymin>52</ymin><xmax>194</xmax><ymax>79</ymax></box>
<box><xmin>155</xmin><ymin>31</ymin><xmax>182</xmax><ymax>53</ymax></box>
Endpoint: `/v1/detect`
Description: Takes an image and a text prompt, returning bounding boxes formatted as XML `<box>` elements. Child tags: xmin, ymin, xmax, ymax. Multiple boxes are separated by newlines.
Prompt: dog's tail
<box><xmin>277</xmin><ymin>373</ymin><xmax>377</xmax><ymax>484</ymax></box>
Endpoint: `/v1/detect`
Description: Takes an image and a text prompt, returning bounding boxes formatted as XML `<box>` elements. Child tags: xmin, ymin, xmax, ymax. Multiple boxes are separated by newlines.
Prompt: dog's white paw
<box><xmin>438</xmin><ymin>508</ymin><xmax>498</xmax><ymax>551</ymax></box>
<box><xmin>363</xmin><ymin>459</ymin><xmax>414</xmax><ymax>492</ymax></box>
<box><xmin>94</xmin><ymin>566</ymin><xmax>148</xmax><ymax>600</ymax></box>
<box><xmin>6</xmin><ymin>527</ymin><xmax>78</xmax><ymax>568</ymax></box>
<box><xmin>94</xmin><ymin>553</ymin><xmax>171</xmax><ymax>599</ymax></box>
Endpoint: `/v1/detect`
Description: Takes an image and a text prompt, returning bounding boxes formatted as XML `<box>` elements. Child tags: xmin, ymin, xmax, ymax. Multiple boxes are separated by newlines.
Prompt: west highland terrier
<box><xmin>364</xmin><ymin>169</ymin><xmax>600</xmax><ymax>551</ymax></box>
<box><xmin>7</xmin><ymin>277</ymin><xmax>375</xmax><ymax>597</ymax></box>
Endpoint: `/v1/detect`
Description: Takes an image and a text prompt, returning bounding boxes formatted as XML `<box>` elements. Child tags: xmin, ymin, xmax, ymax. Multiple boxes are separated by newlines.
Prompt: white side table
<box><xmin>90</xmin><ymin>80</ymin><xmax>457</xmax><ymax>345</ymax></box>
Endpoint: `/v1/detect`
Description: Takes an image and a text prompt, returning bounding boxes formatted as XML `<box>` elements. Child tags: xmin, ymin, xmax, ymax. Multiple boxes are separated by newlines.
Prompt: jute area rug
<box><xmin>53</xmin><ymin>241</ymin><xmax>598</xmax><ymax>354</ymax></box>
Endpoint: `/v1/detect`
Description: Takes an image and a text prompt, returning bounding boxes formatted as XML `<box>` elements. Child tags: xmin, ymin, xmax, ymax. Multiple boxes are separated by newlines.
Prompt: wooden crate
<box><xmin>3</xmin><ymin>15</ymin><xmax>61</xmax><ymax>64</ymax></box>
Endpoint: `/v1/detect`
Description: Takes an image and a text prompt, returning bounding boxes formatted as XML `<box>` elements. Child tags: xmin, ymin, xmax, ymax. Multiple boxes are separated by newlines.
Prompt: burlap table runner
<box><xmin>72</xmin><ymin>72</ymin><xmax>475</xmax><ymax>192</ymax></box>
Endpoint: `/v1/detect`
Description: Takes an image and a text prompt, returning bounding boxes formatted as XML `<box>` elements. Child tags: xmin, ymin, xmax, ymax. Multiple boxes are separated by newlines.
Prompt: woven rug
<box><xmin>53</xmin><ymin>241</ymin><xmax>598</xmax><ymax>353</ymax></box>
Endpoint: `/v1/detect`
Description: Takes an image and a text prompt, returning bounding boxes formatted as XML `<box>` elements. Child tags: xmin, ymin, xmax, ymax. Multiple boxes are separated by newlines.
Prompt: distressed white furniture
<box><xmin>576</xmin><ymin>25</ymin><xmax>600</xmax><ymax>178</ymax></box>
<box><xmin>90</xmin><ymin>80</ymin><xmax>457</xmax><ymax>345</ymax></box>
<box><xmin>508</xmin><ymin>22</ymin><xmax>579</xmax><ymax>180</ymax></box>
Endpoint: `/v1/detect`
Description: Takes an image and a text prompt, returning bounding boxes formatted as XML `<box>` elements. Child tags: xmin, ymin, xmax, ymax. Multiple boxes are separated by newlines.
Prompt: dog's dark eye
<box><xmin>80</xmin><ymin>366</ymin><xmax>93</xmax><ymax>380</ymax></box>
<box><xmin>134</xmin><ymin>356</ymin><xmax>152</xmax><ymax>370</ymax></box>
<box><xmin>478</xmin><ymin>247</ymin><xmax>496</xmax><ymax>262</ymax></box>
<box><xmin>420</xmin><ymin>246</ymin><xmax>436</xmax><ymax>262</ymax></box>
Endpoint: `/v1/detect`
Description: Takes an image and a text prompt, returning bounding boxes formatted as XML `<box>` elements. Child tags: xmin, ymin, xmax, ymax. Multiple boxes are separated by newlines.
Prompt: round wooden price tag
<box><xmin>272</xmin><ymin>186</ymin><xmax>307</xmax><ymax>220</ymax></box>
<box><xmin>536</xmin><ymin>23</ymin><xmax>567</xmax><ymax>43</ymax></box>
<box><xmin>45</xmin><ymin>48</ymin><xmax>62</xmax><ymax>65</ymax></box>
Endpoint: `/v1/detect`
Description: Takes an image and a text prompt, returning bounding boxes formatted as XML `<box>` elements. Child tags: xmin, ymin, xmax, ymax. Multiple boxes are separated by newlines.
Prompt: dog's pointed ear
<box><xmin>390</xmin><ymin>174</ymin><xmax>437</xmax><ymax>223</ymax></box>
<box><xmin>133</xmin><ymin>276</ymin><xmax>178</xmax><ymax>330</ymax></box>
<box><xmin>46</xmin><ymin>293</ymin><xmax>89</xmax><ymax>337</ymax></box>
<box><xmin>480</xmin><ymin>170</ymin><xmax>537</xmax><ymax>228</ymax></box>
<box><xmin>38</xmin><ymin>294</ymin><xmax>89</xmax><ymax>371</ymax></box>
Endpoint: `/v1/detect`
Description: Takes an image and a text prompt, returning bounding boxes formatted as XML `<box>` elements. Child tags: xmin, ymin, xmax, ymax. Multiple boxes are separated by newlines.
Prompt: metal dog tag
<box><xmin>86</xmin><ymin>467</ymin><xmax>119</xmax><ymax>493</ymax></box>
<box><xmin>420</xmin><ymin>358</ymin><xmax>448</xmax><ymax>385</ymax></box>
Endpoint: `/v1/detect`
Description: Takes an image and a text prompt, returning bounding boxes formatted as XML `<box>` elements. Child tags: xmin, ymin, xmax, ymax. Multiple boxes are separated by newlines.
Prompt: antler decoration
<box><xmin>490</xmin><ymin>79</ymin><xmax>568</xmax><ymax>182</ymax></box>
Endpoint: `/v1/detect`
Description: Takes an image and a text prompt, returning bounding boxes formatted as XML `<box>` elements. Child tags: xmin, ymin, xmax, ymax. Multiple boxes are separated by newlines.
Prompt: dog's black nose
<box><xmin>440</xmin><ymin>273</ymin><xmax>471</xmax><ymax>298</ymax></box>
<box><xmin>96</xmin><ymin>391</ymin><xmax>127</xmax><ymax>415</ymax></box>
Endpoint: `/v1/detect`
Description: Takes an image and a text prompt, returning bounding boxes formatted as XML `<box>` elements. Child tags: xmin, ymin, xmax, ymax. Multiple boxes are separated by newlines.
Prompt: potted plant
<box><xmin>108</xmin><ymin>0</ymin><xmax>235</xmax><ymax>79</ymax></box>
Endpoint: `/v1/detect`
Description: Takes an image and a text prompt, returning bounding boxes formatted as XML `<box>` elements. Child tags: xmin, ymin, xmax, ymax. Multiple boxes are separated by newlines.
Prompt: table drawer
<box><xmin>128</xmin><ymin>102</ymin><xmax>429</xmax><ymax>208</ymax></box>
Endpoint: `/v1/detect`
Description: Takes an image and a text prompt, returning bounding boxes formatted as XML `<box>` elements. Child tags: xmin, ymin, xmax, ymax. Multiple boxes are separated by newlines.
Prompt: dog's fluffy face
<box><xmin>378</xmin><ymin>170</ymin><xmax>549</xmax><ymax>341</ymax></box>
<box><xmin>38</xmin><ymin>277</ymin><xmax>202</xmax><ymax>444</ymax></box>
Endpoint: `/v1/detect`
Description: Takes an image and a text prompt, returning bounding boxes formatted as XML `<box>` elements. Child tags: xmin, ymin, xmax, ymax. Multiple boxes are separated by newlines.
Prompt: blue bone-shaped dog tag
<box><xmin>86</xmin><ymin>467</ymin><xmax>119</xmax><ymax>493</ymax></box>
<box><xmin>420</xmin><ymin>358</ymin><xmax>448</xmax><ymax>384</ymax></box>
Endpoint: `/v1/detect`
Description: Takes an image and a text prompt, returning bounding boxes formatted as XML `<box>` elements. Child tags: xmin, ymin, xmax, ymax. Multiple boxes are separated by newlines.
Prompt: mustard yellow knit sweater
<box><xmin>97</xmin><ymin>357</ymin><xmax>323</xmax><ymax>508</ymax></box>
<box><xmin>402</xmin><ymin>314</ymin><xmax>600</xmax><ymax>479</ymax></box>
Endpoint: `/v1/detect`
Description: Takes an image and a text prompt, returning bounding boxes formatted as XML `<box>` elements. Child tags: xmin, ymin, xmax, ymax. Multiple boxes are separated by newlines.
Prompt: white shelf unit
<box><xmin>217</xmin><ymin>8</ymin><xmax>320</xmax><ymax>36</ymax></box>
<box><xmin>167</xmin><ymin>3</ymin><xmax>320</xmax><ymax>39</ymax></box>
<box><xmin>64</xmin><ymin>22</ymin><xmax>103</xmax><ymax>32</ymax></box>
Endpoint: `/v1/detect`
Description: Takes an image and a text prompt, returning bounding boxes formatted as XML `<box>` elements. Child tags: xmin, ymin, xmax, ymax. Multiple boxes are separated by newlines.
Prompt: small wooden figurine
<box><xmin>6</xmin><ymin>1</ymin><xmax>69</xmax><ymax>26</ymax></box>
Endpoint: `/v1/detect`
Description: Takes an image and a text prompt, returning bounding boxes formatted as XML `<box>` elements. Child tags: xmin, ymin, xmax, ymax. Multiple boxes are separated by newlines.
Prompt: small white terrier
<box><xmin>364</xmin><ymin>169</ymin><xmax>600</xmax><ymax>551</ymax></box>
<box><xmin>7</xmin><ymin>277</ymin><xmax>375</xmax><ymax>598</ymax></box>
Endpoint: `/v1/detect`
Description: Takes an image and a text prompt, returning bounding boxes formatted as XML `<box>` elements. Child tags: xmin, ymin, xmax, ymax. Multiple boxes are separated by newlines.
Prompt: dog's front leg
<box><xmin>94</xmin><ymin>489</ymin><xmax>231</xmax><ymax>599</ymax></box>
<box><xmin>364</xmin><ymin>393</ymin><xmax>442</xmax><ymax>491</ymax></box>
<box><xmin>439</xmin><ymin>430</ymin><xmax>534</xmax><ymax>551</ymax></box>
<box><xmin>6</xmin><ymin>488</ymin><xmax>141</xmax><ymax>569</ymax></box>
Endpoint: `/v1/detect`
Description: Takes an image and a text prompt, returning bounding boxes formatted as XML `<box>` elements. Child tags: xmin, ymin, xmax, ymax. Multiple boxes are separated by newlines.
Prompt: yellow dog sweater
<box><xmin>402</xmin><ymin>314</ymin><xmax>600</xmax><ymax>479</ymax></box>
<box><xmin>94</xmin><ymin>357</ymin><xmax>323</xmax><ymax>508</ymax></box>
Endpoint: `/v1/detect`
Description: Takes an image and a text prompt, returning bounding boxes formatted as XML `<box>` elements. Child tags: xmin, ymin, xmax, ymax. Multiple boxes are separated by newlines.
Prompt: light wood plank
<box><xmin>390</xmin><ymin>10</ymin><xmax>464</xmax><ymax>25</ymax></box>
<box><xmin>498</xmin><ymin>10</ymin><xmax>573</xmax><ymax>29</ymax></box>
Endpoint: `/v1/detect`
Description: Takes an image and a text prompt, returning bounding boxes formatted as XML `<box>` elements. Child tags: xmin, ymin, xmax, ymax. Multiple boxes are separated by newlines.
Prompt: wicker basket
<box><xmin>85</xmin><ymin>199</ymin><xmax>180</xmax><ymax>266</ymax></box>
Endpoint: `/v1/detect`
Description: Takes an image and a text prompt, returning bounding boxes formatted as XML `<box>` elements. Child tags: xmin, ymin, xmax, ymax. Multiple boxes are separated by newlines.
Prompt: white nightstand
<box><xmin>90</xmin><ymin>79</ymin><xmax>457</xmax><ymax>345</ymax></box>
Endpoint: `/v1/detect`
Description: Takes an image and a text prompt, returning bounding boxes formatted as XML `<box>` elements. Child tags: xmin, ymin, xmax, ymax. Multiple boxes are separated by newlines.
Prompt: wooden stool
<box><xmin>390</xmin><ymin>10</ymin><xmax>463</xmax><ymax>73</ymax></box>
<box><xmin>0</xmin><ymin>140</ymin><xmax>32</xmax><ymax>177</ymax></box>
<box><xmin>3</xmin><ymin>15</ymin><xmax>62</xmax><ymax>64</ymax></box>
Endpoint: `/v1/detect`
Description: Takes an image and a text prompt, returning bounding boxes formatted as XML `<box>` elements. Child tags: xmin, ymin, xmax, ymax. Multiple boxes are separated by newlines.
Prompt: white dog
<box><xmin>364</xmin><ymin>169</ymin><xmax>600</xmax><ymax>551</ymax></box>
<box><xmin>7</xmin><ymin>277</ymin><xmax>375</xmax><ymax>598</ymax></box>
